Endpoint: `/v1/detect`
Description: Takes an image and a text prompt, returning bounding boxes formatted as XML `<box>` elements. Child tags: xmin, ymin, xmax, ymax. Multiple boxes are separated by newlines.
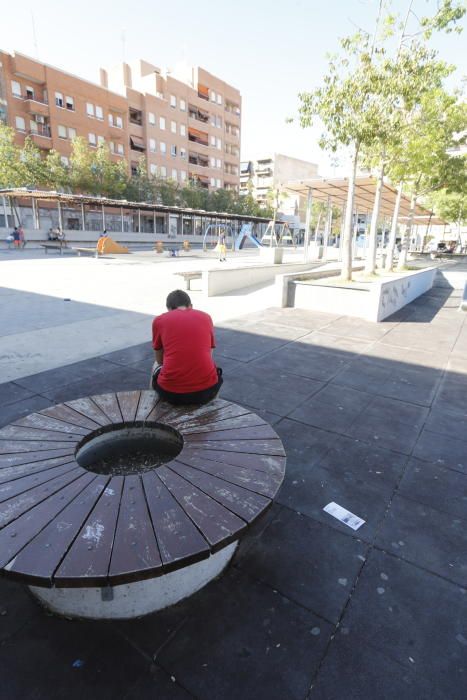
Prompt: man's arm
<box><xmin>155</xmin><ymin>348</ymin><xmax>164</xmax><ymax>365</ymax></box>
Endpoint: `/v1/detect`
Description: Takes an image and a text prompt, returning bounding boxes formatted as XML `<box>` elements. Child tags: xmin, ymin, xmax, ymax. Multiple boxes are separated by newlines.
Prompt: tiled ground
<box><xmin>1</xmin><ymin>282</ymin><xmax>466</xmax><ymax>699</ymax></box>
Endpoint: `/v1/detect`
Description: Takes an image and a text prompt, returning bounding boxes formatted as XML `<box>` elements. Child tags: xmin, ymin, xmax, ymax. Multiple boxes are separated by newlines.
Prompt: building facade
<box><xmin>240</xmin><ymin>153</ymin><xmax>318</xmax><ymax>227</ymax></box>
<box><xmin>0</xmin><ymin>51</ymin><xmax>241</xmax><ymax>191</ymax></box>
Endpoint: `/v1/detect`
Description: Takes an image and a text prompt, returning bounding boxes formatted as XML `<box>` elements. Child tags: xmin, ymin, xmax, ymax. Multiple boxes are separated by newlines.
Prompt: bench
<box><xmin>0</xmin><ymin>392</ymin><xmax>285</xmax><ymax>620</ymax></box>
<box><xmin>40</xmin><ymin>242</ymin><xmax>69</xmax><ymax>256</ymax></box>
<box><xmin>174</xmin><ymin>270</ymin><xmax>203</xmax><ymax>290</ymax></box>
<box><xmin>71</xmin><ymin>246</ymin><xmax>100</xmax><ymax>258</ymax></box>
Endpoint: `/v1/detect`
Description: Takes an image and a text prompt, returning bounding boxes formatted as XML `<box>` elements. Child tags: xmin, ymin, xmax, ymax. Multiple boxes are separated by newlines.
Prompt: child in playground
<box><xmin>150</xmin><ymin>290</ymin><xmax>223</xmax><ymax>406</ymax></box>
<box><xmin>218</xmin><ymin>231</ymin><xmax>227</xmax><ymax>261</ymax></box>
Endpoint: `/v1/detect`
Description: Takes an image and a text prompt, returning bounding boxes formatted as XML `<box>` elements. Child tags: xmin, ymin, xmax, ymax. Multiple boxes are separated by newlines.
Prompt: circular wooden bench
<box><xmin>0</xmin><ymin>392</ymin><xmax>286</xmax><ymax>619</ymax></box>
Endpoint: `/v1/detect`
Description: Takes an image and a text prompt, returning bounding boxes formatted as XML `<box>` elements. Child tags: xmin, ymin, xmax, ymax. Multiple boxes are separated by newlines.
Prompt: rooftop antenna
<box><xmin>31</xmin><ymin>11</ymin><xmax>39</xmax><ymax>58</ymax></box>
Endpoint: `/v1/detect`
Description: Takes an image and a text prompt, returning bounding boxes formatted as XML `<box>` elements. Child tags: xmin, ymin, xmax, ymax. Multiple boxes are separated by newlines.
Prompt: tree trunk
<box><xmin>385</xmin><ymin>182</ymin><xmax>403</xmax><ymax>272</ymax></box>
<box><xmin>341</xmin><ymin>144</ymin><xmax>359</xmax><ymax>281</ymax></box>
<box><xmin>397</xmin><ymin>192</ymin><xmax>416</xmax><ymax>270</ymax></box>
<box><xmin>365</xmin><ymin>161</ymin><xmax>385</xmax><ymax>274</ymax></box>
<box><xmin>323</xmin><ymin>199</ymin><xmax>332</xmax><ymax>258</ymax></box>
<box><xmin>315</xmin><ymin>211</ymin><xmax>322</xmax><ymax>242</ymax></box>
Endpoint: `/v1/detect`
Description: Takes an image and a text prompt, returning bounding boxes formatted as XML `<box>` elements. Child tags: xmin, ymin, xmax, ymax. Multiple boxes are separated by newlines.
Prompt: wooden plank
<box><xmin>134</xmin><ymin>390</ymin><xmax>160</xmax><ymax>422</ymax></box>
<box><xmin>13</xmin><ymin>413</ymin><xmax>89</xmax><ymax>436</ymax></box>
<box><xmin>181</xmin><ymin>448</ymin><xmax>286</xmax><ymax>477</ymax></box>
<box><xmin>0</xmin><ymin>457</ymin><xmax>77</xmax><ymax>485</ymax></box>
<box><xmin>185</xmin><ymin>425</ymin><xmax>278</xmax><ymax>442</ymax></box>
<box><xmin>0</xmin><ymin>426</ymin><xmax>79</xmax><ymax>443</ymax></box>
<box><xmin>91</xmin><ymin>393</ymin><xmax>123</xmax><ymax>424</ymax></box>
<box><xmin>54</xmin><ymin>476</ymin><xmax>124</xmax><ymax>587</ymax></box>
<box><xmin>181</xmin><ymin>439</ymin><xmax>286</xmax><ymax>457</ymax></box>
<box><xmin>145</xmin><ymin>399</ymin><xmax>173</xmax><ymax>423</ymax></box>
<box><xmin>117</xmin><ymin>391</ymin><xmax>141</xmax><ymax>423</ymax></box>
<box><xmin>169</xmin><ymin>461</ymin><xmax>270</xmax><ymax>523</ymax></box>
<box><xmin>175</xmin><ymin>453</ymin><xmax>281</xmax><ymax>498</ymax></box>
<box><xmin>182</xmin><ymin>413</ymin><xmax>266</xmax><ymax>435</ymax></box>
<box><xmin>0</xmin><ymin>467</ymin><xmax>85</xmax><ymax>529</ymax></box>
<box><xmin>0</xmin><ymin>440</ymin><xmax>77</xmax><ymax>456</ymax></box>
<box><xmin>65</xmin><ymin>398</ymin><xmax>110</xmax><ymax>426</ymax></box>
<box><xmin>142</xmin><ymin>471</ymin><xmax>210</xmax><ymax>570</ymax></box>
<box><xmin>0</xmin><ymin>448</ymin><xmax>76</xmax><ymax>469</ymax></box>
<box><xmin>0</xmin><ymin>473</ymin><xmax>95</xmax><ymax>573</ymax></box>
<box><xmin>7</xmin><ymin>476</ymin><xmax>109</xmax><ymax>586</ymax></box>
<box><xmin>108</xmin><ymin>475</ymin><xmax>162</xmax><ymax>584</ymax></box>
<box><xmin>158</xmin><ymin>398</ymin><xmax>232</xmax><ymax>427</ymax></box>
<box><xmin>158</xmin><ymin>465</ymin><xmax>246</xmax><ymax>549</ymax></box>
<box><xmin>0</xmin><ymin>463</ymin><xmax>78</xmax><ymax>504</ymax></box>
<box><xmin>166</xmin><ymin>401</ymin><xmax>251</xmax><ymax>429</ymax></box>
<box><xmin>40</xmin><ymin>404</ymin><xmax>101</xmax><ymax>431</ymax></box>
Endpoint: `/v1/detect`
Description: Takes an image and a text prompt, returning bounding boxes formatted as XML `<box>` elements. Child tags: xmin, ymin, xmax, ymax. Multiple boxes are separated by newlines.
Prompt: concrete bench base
<box><xmin>30</xmin><ymin>541</ymin><xmax>237</xmax><ymax>620</ymax></box>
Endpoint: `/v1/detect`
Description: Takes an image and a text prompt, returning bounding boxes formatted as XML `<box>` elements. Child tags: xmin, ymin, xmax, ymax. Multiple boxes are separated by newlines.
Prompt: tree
<box><xmin>43</xmin><ymin>150</ymin><xmax>70</xmax><ymax>191</ymax></box>
<box><xmin>0</xmin><ymin>123</ymin><xmax>23</xmax><ymax>188</ymax></box>
<box><xmin>68</xmin><ymin>137</ymin><xmax>96</xmax><ymax>194</ymax></box>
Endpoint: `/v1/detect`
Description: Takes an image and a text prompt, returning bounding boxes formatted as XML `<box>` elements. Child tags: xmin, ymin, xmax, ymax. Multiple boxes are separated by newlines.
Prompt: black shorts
<box><xmin>153</xmin><ymin>367</ymin><xmax>223</xmax><ymax>406</ymax></box>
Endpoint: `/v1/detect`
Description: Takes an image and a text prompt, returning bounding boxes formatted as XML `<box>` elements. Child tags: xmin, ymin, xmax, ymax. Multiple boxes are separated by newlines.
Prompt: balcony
<box><xmin>23</xmin><ymin>98</ymin><xmax>49</xmax><ymax>118</ymax></box>
<box><xmin>188</xmin><ymin>105</ymin><xmax>209</xmax><ymax>124</ymax></box>
<box><xmin>189</xmin><ymin>153</ymin><xmax>209</xmax><ymax>168</ymax></box>
<box><xmin>188</xmin><ymin>127</ymin><xmax>209</xmax><ymax>148</ymax></box>
<box><xmin>130</xmin><ymin>135</ymin><xmax>146</xmax><ymax>153</ymax></box>
<box><xmin>29</xmin><ymin>125</ymin><xmax>52</xmax><ymax>149</ymax></box>
<box><xmin>197</xmin><ymin>84</ymin><xmax>209</xmax><ymax>101</ymax></box>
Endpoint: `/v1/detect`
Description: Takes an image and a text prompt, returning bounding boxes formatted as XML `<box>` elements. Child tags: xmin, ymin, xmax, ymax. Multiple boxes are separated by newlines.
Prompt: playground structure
<box><xmin>96</xmin><ymin>236</ymin><xmax>129</xmax><ymax>255</ymax></box>
<box><xmin>260</xmin><ymin>221</ymin><xmax>296</xmax><ymax>247</ymax></box>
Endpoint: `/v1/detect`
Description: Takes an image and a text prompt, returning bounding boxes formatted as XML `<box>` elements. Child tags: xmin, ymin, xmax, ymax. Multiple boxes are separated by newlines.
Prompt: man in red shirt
<box><xmin>151</xmin><ymin>289</ymin><xmax>223</xmax><ymax>405</ymax></box>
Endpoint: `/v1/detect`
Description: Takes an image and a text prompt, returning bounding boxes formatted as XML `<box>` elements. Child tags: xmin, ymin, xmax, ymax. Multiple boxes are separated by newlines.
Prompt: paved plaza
<box><xmin>0</xmin><ymin>252</ymin><xmax>466</xmax><ymax>699</ymax></box>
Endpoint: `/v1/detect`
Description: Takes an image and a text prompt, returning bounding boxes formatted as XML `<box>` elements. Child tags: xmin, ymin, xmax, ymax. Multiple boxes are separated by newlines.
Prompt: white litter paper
<box><xmin>323</xmin><ymin>502</ymin><xmax>365</xmax><ymax>531</ymax></box>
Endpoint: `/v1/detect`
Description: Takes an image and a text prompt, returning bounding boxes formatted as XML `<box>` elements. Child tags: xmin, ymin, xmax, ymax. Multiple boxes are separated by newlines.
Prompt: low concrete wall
<box><xmin>434</xmin><ymin>269</ymin><xmax>467</xmax><ymax>290</ymax></box>
<box><xmin>275</xmin><ymin>264</ymin><xmax>365</xmax><ymax>307</ymax></box>
<box><xmin>292</xmin><ymin>267</ymin><xmax>436</xmax><ymax>322</ymax></box>
<box><xmin>203</xmin><ymin>261</ymin><xmax>319</xmax><ymax>297</ymax></box>
<box><xmin>3</xmin><ymin>228</ymin><xmax>207</xmax><ymax>246</ymax></box>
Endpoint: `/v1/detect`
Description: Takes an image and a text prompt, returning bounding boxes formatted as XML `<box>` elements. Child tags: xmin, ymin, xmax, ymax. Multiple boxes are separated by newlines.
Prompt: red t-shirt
<box><xmin>152</xmin><ymin>308</ymin><xmax>218</xmax><ymax>393</ymax></box>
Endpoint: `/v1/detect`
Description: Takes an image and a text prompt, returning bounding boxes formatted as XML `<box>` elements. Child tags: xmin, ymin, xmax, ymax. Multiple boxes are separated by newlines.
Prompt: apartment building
<box><xmin>0</xmin><ymin>51</ymin><xmax>241</xmax><ymax>190</ymax></box>
<box><xmin>240</xmin><ymin>153</ymin><xmax>318</xmax><ymax>226</ymax></box>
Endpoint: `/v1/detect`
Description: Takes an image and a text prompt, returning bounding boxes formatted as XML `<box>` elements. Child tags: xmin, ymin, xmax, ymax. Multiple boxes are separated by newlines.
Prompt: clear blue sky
<box><xmin>2</xmin><ymin>0</ymin><xmax>465</xmax><ymax>175</ymax></box>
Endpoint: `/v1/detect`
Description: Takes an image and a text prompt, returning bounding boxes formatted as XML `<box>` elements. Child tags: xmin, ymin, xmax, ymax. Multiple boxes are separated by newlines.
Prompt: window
<box><xmin>180</xmin><ymin>147</ymin><xmax>187</xmax><ymax>159</ymax></box>
<box><xmin>216</xmin><ymin>158</ymin><xmax>222</xmax><ymax>168</ymax></box>
<box><xmin>148</xmin><ymin>112</ymin><xmax>156</xmax><ymax>125</ymax></box>
<box><xmin>11</xmin><ymin>81</ymin><xmax>21</xmax><ymax>97</ymax></box>
<box><xmin>29</xmin><ymin>119</ymin><xmax>38</xmax><ymax>133</ymax></box>
<box><xmin>160</xmin><ymin>166</ymin><xmax>167</xmax><ymax>177</ymax></box>
<box><xmin>149</xmin><ymin>138</ymin><xmax>156</xmax><ymax>152</ymax></box>
<box><xmin>97</xmin><ymin>135</ymin><xmax>105</xmax><ymax>145</ymax></box>
<box><xmin>86</xmin><ymin>102</ymin><xmax>94</xmax><ymax>117</ymax></box>
<box><xmin>58</xmin><ymin>124</ymin><xmax>67</xmax><ymax>139</ymax></box>
<box><xmin>61</xmin><ymin>156</ymin><xmax>69</xmax><ymax>166</ymax></box>
<box><xmin>180</xmin><ymin>170</ymin><xmax>187</xmax><ymax>181</ymax></box>
<box><xmin>210</xmin><ymin>90</ymin><xmax>216</xmax><ymax>102</ymax></box>
<box><xmin>171</xmin><ymin>120</ymin><xmax>177</xmax><ymax>133</ymax></box>
<box><xmin>217</xmin><ymin>138</ymin><xmax>222</xmax><ymax>149</ymax></box>
<box><xmin>66</xmin><ymin>96</ymin><xmax>74</xmax><ymax>111</ymax></box>
<box><xmin>159</xmin><ymin>116</ymin><xmax>166</xmax><ymax>130</ymax></box>
<box><xmin>210</xmin><ymin>135</ymin><xmax>216</xmax><ymax>146</ymax></box>
<box><xmin>210</xmin><ymin>177</ymin><xmax>215</xmax><ymax>186</ymax></box>
<box><xmin>116</xmin><ymin>115</ymin><xmax>123</xmax><ymax>128</ymax></box>
<box><xmin>88</xmin><ymin>132</ymin><xmax>97</xmax><ymax>146</ymax></box>
<box><xmin>216</xmin><ymin>116</ymin><xmax>222</xmax><ymax>128</ymax></box>
<box><xmin>55</xmin><ymin>92</ymin><xmax>64</xmax><ymax>107</ymax></box>
<box><xmin>170</xmin><ymin>95</ymin><xmax>176</xmax><ymax>108</ymax></box>
<box><xmin>171</xmin><ymin>169</ymin><xmax>177</xmax><ymax>180</ymax></box>
<box><xmin>110</xmin><ymin>141</ymin><xmax>115</xmax><ymax>153</ymax></box>
<box><xmin>170</xmin><ymin>145</ymin><xmax>177</xmax><ymax>157</ymax></box>
<box><xmin>180</xmin><ymin>124</ymin><xmax>186</xmax><ymax>137</ymax></box>
<box><xmin>129</xmin><ymin>107</ymin><xmax>143</xmax><ymax>125</ymax></box>
<box><xmin>160</xmin><ymin>141</ymin><xmax>166</xmax><ymax>154</ymax></box>
<box><xmin>217</xmin><ymin>94</ymin><xmax>222</xmax><ymax>105</ymax></box>
<box><xmin>15</xmin><ymin>116</ymin><xmax>26</xmax><ymax>131</ymax></box>
<box><xmin>95</xmin><ymin>105</ymin><xmax>104</xmax><ymax>120</ymax></box>
<box><xmin>117</xmin><ymin>143</ymin><xmax>124</xmax><ymax>155</ymax></box>
<box><xmin>150</xmin><ymin>163</ymin><xmax>157</xmax><ymax>175</ymax></box>
<box><xmin>210</xmin><ymin>157</ymin><xmax>216</xmax><ymax>167</ymax></box>
<box><xmin>68</xmin><ymin>127</ymin><xmax>77</xmax><ymax>140</ymax></box>
<box><xmin>25</xmin><ymin>86</ymin><xmax>34</xmax><ymax>100</ymax></box>
<box><xmin>180</xmin><ymin>99</ymin><xmax>186</xmax><ymax>111</ymax></box>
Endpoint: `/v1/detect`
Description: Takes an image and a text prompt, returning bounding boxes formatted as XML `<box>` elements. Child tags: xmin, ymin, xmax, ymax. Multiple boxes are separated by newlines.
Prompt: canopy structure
<box><xmin>283</xmin><ymin>176</ymin><xmax>443</xmax><ymax>222</ymax></box>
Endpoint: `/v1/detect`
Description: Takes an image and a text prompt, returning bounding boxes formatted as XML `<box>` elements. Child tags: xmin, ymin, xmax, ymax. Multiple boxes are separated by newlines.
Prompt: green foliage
<box><xmin>427</xmin><ymin>186</ymin><xmax>467</xmax><ymax>224</ymax></box>
<box><xmin>0</xmin><ymin>124</ymin><xmax>23</xmax><ymax>188</ymax></box>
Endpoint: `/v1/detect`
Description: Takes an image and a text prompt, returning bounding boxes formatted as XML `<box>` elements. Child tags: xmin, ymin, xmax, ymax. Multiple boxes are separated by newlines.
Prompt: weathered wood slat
<box><xmin>143</xmin><ymin>471</ymin><xmax>210</xmax><ymax>569</ymax></box>
<box><xmin>6</xmin><ymin>476</ymin><xmax>108</xmax><ymax>585</ymax></box>
<box><xmin>174</xmin><ymin>453</ymin><xmax>281</xmax><ymax>498</ymax></box>
<box><xmin>182</xmin><ymin>413</ymin><xmax>267</xmax><ymax>435</ymax></box>
<box><xmin>134</xmin><ymin>390</ymin><xmax>160</xmax><ymax>422</ymax></box>
<box><xmin>166</xmin><ymin>401</ymin><xmax>251</xmax><ymax>429</ymax></box>
<box><xmin>145</xmin><ymin>399</ymin><xmax>173</xmax><ymax>423</ymax></box>
<box><xmin>181</xmin><ymin>448</ymin><xmax>286</xmax><ymax>477</ymax></box>
<box><xmin>91</xmin><ymin>394</ymin><xmax>123</xmax><ymax>424</ymax></box>
<box><xmin>0</xmin><ymin>463</ymin><xmax>78</xmax><ymax>504</ymax></box>
<box><xmin>0</xmin><ymin>457</ymin><xmax>76</xmax><ymax>485</ymax></box>
<box><xmin>185</xmin><ymin>425</ymin><xmax>278</xmax><ymax>443</ymax></box>
<box><xmin>169</xmin><ymin>461</ymin><xmax>270</xmax><ymax>523</ymax></box>
<box><xmin>0</xmin><ymin>441</ymin><xmax>76</xmax><ymax>456</ymax></box>
<box><xmin>0</xmin><ymin>426</ymin><xmax>79</xmax><ymax>443</ymax></box>
<box><xmin>65</xmin><ymin>398</ymin><xmax>110</xmax><ymax>426</ymax></box>
<box><xmin>109</xmin><ymin>475</ymin><xmax>162</xmax><ymax>584</ymax></box>
<box><xmin>0</xmin><ymin>448</ymin><xmax>76</xmax><ymax>469</ymax></box>
<box><xmin>54</xmin><ymin>477</ymin><xmax>124</xmax><ymax>587</ymax></box>
<box><xmin>0</xmin><ymin>473</ymin><xmax>95</xmax><ymax>572</ymax></box>
<box><xmin>40</xmin><ymin>404</ymin><xmax>101</xmax><ymax>431</ymax></box>
<box><xmin>182</xmin><ymin>439</ymin><xmax>286</xmax><ymax>457</ymax></box>
<box><xmin>158</xmin><ymin>465</ymin><xmax>246</xmax><ymax>549</ymax></box>
<box><xmin>13</xmin><ymin>413</ymin><xmax>89</xmax><ymax>436</ymax></box>
<box><xmin>0</xmin><ymin>467</ymin><xmax>85</xmax><ymax>529</ymax></box>
<box><xmin>117</xmin><ymin>391</ymin><xmax>141</xmax><ymax>423</ymax></box>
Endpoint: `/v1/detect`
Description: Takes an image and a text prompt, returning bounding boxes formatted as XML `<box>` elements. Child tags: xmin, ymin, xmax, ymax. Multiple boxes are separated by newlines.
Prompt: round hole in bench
<box><xmin>75</xmin><ymin>422</ymin><xmax>183</xmax><ymax>476</ymax></box>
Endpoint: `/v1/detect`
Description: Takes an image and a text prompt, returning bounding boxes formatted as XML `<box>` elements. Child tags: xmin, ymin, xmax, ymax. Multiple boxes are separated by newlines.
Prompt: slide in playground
<box><xmin>234</xmin><ymin>223</ymin><xmax>264</xmax><ymax>251</ymax></box>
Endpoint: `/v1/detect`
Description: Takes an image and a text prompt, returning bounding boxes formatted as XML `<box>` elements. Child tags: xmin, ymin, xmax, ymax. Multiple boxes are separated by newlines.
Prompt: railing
<box><xmin>29</xmin><ymin>125</ymin><xmax>52</xmax><ymax>138</ymax></box>
<box><xmin>23</xmin><ymin>95</ymin><xmax>49</xmax><ymax>105</ymax></box>
<box><xmin>188</xmin><ymin>134</ymin><xmax>209</xmax><ymax>147</ymax></box>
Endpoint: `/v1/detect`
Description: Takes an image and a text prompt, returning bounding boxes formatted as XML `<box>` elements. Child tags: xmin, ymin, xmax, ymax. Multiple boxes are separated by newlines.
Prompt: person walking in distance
<box><xmin>150</xmin><ymin>289</ymin><xmax>223</xmax><ymax>406</ymax></box>
<box><xmin>218</xmin><ymin>229</ymin><xmax>227</xmax><ymax>262</ymax></box>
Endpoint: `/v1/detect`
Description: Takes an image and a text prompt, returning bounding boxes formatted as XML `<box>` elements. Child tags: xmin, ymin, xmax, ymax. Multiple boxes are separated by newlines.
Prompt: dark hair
<box><xmin>166</xmin><ymin>289</ymin><xmax>192</xmax><ymax>310</ymax></box>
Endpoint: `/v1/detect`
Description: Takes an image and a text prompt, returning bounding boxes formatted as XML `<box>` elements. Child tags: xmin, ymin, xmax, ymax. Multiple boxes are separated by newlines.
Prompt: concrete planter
<box><xmin>293</xmin><ymin>267</ymin><xmax>436</xmax><ymax>322</ymax></box>
<box><xmin>259</xmin><ymin>246</ymin><xmax>284</xmax><ymax>264</ymax></box>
